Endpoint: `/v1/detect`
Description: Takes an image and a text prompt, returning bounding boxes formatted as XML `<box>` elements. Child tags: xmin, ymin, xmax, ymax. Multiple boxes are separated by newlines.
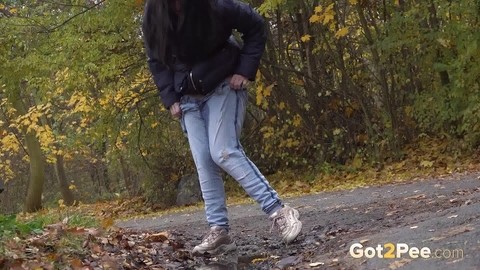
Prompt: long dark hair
<box><xmin>143</xmin><ymin>0</ymin><xmax>217</xmax><ymax>64</ymax></box>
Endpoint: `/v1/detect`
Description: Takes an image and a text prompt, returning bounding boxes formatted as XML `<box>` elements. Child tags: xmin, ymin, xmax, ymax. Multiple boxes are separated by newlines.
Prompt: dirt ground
<box><xmin>116</xmin><ymin>172</ymin><xmax>480</xmax><ymax>270</ymax></box>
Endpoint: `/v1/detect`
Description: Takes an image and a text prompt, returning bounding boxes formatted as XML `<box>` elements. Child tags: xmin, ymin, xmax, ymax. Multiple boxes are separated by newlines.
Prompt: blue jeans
<box><xmin>180</xmin><ymin>79</ymin><xmax>283</xmax><ymax>229</ymax></box>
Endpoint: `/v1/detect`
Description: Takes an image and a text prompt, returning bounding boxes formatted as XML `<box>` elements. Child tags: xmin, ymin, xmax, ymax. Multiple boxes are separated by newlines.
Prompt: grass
<box><xmin>0</xmin><ymin>210</ymin><xmax>98</xmax><ymax>241</ymax></box>
<box><xmin>0</xmin><ymin>214</ymin><xmax>45</xmax><ymax>237</ymax></box>
<box><xmin>0</xmin><ymin>209</ymin><xmax>99</xmax><ymax>262</ymax></box>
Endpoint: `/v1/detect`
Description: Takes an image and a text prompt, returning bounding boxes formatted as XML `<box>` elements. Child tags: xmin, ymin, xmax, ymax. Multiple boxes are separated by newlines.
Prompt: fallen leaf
<box><xmin>101</xmin><ymin>218</ymin><xmax>114</xmax><ymax>229</ymax></box>
<box><xmin>62</xmin><ymin>217</ymin><xmax>69</xmax><ymax>224</ymax></box>
<box><xmin>309</xmin><ymin>262</ymin><xmax>324</xmax><ymax>267</ymax></box>
<box><xmin>252</xmin><ymin>257</ymin><xmax>268</xmax><ymax>263</ymax></box>
<box><xmin>427</xmin><ymin>236</ymin><xmax>445</xmax><ymax>241</ymax></box>
<box><xmin>91</xmin><ymin>244</ymin><xmax>103</xmax><ymax>254</ymax></box>
<box><xmin>66</xmin><ymin>227</ymin><xmax>87</xmax><ymax>235</ymax></box>
<box><xmin>448</xmin><ymin>215</ymin><xmax>458</xmax><ymax>219</ymax></box>
<box><xmin>404</xmin><ymin>194</ymin><xmax>426</xmax><ymax>200</ymax></box>
<box><xmin>70</xmin><ymin>258</ymin><xmax>84</xmax><ymax>270</ymax></box>
<box><xmin>101</xmin><ymin>255</ymin><xmax>119</xmax><ymax>270</ymax></box>
<box><xmin>439</xmin><ymin>225</ymin><xmax>474</xmax><ymax>238</ymax></box>
<box><xmin>410</xmin><ymin>226</ymin><xmax>418</xmax><ymax>229</ymax></box>
<box><xmin>420</xmin><ymin>160</ymin><xmax>434</xmax><ymax>168</ymax></box>
<box><xmin>146</xmin><ymin>232</ymin><xmax>169</xmax><ymax>242</ymax></box>
<box><xmin>86</xmin><ymin>228</ymin><xmax>101</xmax><ymax>236</ymax></box>
<box><xmin>46</xmin><ymin>223</ymin><xmax>65</xmax><ymax>235</ymax></box>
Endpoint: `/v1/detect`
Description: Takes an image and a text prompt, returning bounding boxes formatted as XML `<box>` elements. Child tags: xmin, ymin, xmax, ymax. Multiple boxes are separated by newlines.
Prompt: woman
<box><xmin>143</xmin><ymin>0</ymin><xmax>302</xmax><ymax>255</ymax></box>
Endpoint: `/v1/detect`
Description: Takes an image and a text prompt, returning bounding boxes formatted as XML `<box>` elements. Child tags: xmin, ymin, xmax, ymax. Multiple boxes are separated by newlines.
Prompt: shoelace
<box><xmin>270</xmin><ymin>215</ymin><xmax>286</xmax><ymax>233</ymax></box>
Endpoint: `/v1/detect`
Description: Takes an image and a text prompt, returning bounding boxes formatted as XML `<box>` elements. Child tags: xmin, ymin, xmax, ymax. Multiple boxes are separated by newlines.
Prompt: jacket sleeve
<box><xmin>145</xmin><ymin>47</ymin><xmax>181</xmax><ymax>109</ymax></box>
<box><xmin>223</xmin><ymin>0</ymin><xmax>267</xmax><ymax>80</ymax></box>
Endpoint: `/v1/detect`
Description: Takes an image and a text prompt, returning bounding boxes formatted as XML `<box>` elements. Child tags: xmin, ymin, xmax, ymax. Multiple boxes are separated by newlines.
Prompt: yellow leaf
<box><xmin>0</xmin><ymin>4</ymin><xmax>5</xmax><ymax>9</ymax></box>
<box><xmin>301</xmin><ymin>34</ymin><xmax>312</xmax><ymax>42</ymax></box>
<box><xmin>349</xmin><ymin>0</ymin><xmax>358</xmax><ymax>5</ymax></box>
<box><xmin>420</xmin><ymin>160</ymin><xmax>434</xmax><ymax>168</ymax></box>
<box><xmin>10</xmin><ymin>8</ymin><xmax>17</xmax><ymax>14</ymax></box>
<box><xmin>292</xmin><ymin>114</ymin><xmax>302</xmax><ymax>127</ymax></box>
<box><xmin>404</xmin><ymin>106</ymin><xmax>414</xmax><ymax>116</ymax></box>
<box><xmin>309</xmin><ymin>14</ymin><xmax>321</xmax><ymax>24</ymax></box>
<box><xmin>256</xmin><ymin>84</ymin><xmax>264</xmax><ymax>106</ymax></box>
<box><xmin>323</xmin><ymin>14</ymin><xmax>334</xmax><ymax>25</ymax></box>
<box><xmin>437</xmin><ymin>38</ymin><xmax>450</xmax><ymax>48</ymax></box>
<box><xmin>351</xmin><ymin>154</ymin><xmax>363</xmax><ymax>169</ymax></box>
<box><xmin>314</xmin><ymin>5</ymin><xmax>323</xmax><ymax>13</ymax></box>
<box><xmin>264</xmin><ymin>84</ymin><xmax>274</xmax><ymax>97</ymax></box>
<box><xmin>278</xmin><ymin>102</ymin><xmax>286</xmax><ymax>110</ymax></box>
<box><xmin>335</xmin><ymin>27</ymin><xmax>349</xmax><ymax>39</ymax></box>
<box><xmin>101</xmin><ymin>217</ymin><xmax>114</xmax><ymax>229</ymax></box>
<box><xmin>261</xmin><ymin>126</ymin><xmax>274</xmax><ymax>139</ymax></box>
<box><xmin>69</xmin><ymin>184</ymin><xmax>77</xmax><ymax>190</ymax></box>
<box><xmin>58</xmin><ymin>199</ymin><xmax>65</xmax><ymax>208</ymax></box>
<box><xmin>326</xmin><ymin>3</ymin><xmax>335</xmax><ymax>11</ymax></box>
<box><xmin>1</xmin><ymin>134</ymin><xmax>20</xmax><ymax>152</ymax></box>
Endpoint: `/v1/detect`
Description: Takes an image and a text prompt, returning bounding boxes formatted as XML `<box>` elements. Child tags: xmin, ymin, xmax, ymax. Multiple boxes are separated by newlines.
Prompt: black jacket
<box><xmin>145</xmin><ymin>0</ymin><xmax>267</xmax><ymax>108</ymax></box>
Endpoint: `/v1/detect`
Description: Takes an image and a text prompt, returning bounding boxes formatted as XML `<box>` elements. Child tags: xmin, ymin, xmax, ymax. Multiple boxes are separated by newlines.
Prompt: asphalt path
<box><xmin>117</xmin><ymin>172</ymin><xmax>480</xmax><ymax>270</ymax></box>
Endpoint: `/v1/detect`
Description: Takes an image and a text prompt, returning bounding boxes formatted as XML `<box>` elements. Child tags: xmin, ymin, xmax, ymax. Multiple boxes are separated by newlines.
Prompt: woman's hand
<box><xmin>170</xmin><ymin>102</ymin><xmax>182</xmax><ymax>119</ymax></box>
<box><xmin>230</xmin><ymin>74</ymin><xmax>249</xmax><ymax>90</ymax></box>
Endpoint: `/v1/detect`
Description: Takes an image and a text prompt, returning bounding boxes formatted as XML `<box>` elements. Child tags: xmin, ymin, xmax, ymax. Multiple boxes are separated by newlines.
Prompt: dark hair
<box><xmin>142</xmin><ymin>0</ymin><xmax>176</xmax><ymax>64</ymax></box>
<box><xmin>143</xmin><ymin>0</ymin><xmax>217</xmax><ymax>64</ymax></box>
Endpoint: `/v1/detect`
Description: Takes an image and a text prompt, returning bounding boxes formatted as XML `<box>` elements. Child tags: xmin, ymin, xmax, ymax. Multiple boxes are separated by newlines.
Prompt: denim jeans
<box><xmin>180</xmin><ymin>79</ymin><xmax>283</xmax><ymax>229</ymax></box>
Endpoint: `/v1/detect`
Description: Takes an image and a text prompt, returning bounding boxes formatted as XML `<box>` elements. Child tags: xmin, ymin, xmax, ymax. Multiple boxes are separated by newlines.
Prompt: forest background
<box><xmin>1</xmin><ymin>0</ymin><xmax>479</xmax><ymax>214</ymax></box>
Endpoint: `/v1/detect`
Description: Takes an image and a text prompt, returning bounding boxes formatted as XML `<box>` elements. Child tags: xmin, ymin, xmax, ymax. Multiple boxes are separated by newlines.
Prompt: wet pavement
<box><xmin>117</xmin><ymin>172</ymin><xmax>480</xmax><ymax>269</ymax></box>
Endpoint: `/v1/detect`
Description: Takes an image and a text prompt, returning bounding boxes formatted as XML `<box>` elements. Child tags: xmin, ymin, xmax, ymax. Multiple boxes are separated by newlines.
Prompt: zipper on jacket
<box><xmin>189</xmin><ymin>71</ymin><xmax>198</xmax><ymax>92</ymax></box>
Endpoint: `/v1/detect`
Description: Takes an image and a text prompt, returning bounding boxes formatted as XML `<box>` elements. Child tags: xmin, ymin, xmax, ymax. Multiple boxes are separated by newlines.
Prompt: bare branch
<box><xmin>40</xmin><ymin>0</ymin><xmax>106</xmax><ymax>33</ymax></box>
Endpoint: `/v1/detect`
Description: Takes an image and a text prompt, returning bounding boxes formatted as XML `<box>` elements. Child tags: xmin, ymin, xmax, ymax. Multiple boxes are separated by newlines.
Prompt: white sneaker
<box><xmin>192</xmin><ymin>226</ymin><xmax>237</xmax><ymax>256</ymax></box>
<box><xmin>270</xmin><ymin>205</ymin><xmax>302</xmax><ymax>244</ymax></box>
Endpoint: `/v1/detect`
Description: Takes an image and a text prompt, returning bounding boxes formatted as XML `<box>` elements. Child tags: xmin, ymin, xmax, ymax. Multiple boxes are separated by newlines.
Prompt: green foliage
<box><xmin>412</xmin><ymin>0</ymin><xmax>480</xmax><ymax>146</ymax></box>
<box><xmin>0</xmin><ymin>214</ymin><xmax>44</xmax><ymax>237</ymax></box>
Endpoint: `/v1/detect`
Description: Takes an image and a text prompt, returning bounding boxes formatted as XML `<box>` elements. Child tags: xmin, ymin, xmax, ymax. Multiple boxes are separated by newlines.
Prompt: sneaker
<box><xmin>192</xmin><ymin>226</ymin><xmax>237</xmax><ymax>256</ymax></box>
<box><xmin>270</xmin><ymin>205</ymin><xmax>302</xmax><ymax>244</ymax></box>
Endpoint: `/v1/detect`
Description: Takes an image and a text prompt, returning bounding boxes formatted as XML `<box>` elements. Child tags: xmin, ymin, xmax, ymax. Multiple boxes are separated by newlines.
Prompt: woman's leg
<box><xmin>204</xmin><ymin>81</ymin><xmax>283</xmax><ymax>216</ymax></box>
<box><xmin>180</xmin><ymin>97</ymin><xmax>229</xmax><ymax>229</ymax></box>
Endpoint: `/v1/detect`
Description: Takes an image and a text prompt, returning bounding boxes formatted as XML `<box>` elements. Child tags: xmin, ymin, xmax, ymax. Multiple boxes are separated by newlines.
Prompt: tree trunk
<box><xmin>8</xmin><ymin>84</ymin><xmax>46</xmax><ymax>213</ymax></box>
<box><xmin>428</xmin><ymin>0</ymin><xmax>450</xmax><ymax>86</ymax></box>
<box><xmin>24</xmin><ymin>132</ymin><xmax>45</xmax><ymax>212</ymax></box>
<box><xmin>55</xmin><ymin>155</ymin><xmax>75</xmax><ymax>205</ymax></box>
<box><xmin>119</xmin><ymin>155</ymin><xmax>133</xmax><ymax>195</ymax></box>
